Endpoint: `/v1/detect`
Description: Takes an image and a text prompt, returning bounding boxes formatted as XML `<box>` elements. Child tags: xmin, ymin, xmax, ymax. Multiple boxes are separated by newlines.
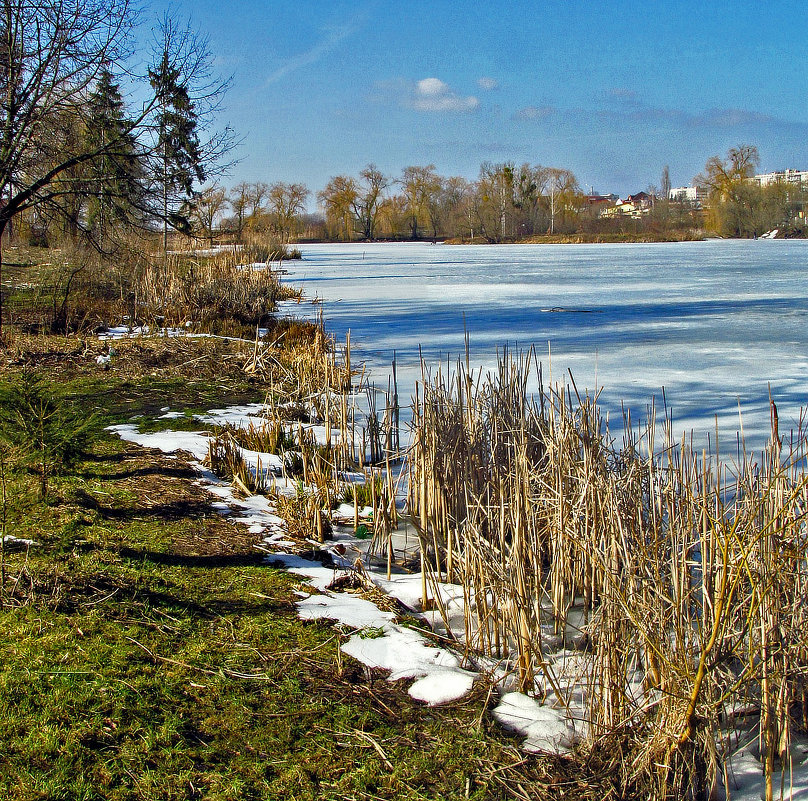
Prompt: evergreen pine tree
<box><xmin>149</xmin><ymin>51</ymin><xmax>206</xmax><ymax>251</ymax></box>
<box><xmin>85</xmin><ymin>66</ymin><xmax>143</xmax><ymax>242</ymax></box>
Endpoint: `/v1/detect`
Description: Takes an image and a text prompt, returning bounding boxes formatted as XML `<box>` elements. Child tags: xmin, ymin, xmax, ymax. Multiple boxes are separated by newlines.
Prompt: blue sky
<box><xmin>152</xmin><ymin>0</ymin><xmax>808</xmax><ymax>200</ymax></box>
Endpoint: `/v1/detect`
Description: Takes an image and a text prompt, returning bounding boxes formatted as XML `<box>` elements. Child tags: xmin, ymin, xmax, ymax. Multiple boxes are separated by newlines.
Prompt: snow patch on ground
<box><xmin>297</xmin><ymin>592</ymin><xmax>396</xmax><ymax>629</ymax></box>
<box><xmin>107</xmin><ymin>424</ymin><xmax>211</xmax><ymax>461</ymax></box>
<box><xmin>343</xmin><ymin>625</ymin><xmax>478</xmax><ymax>705</ymax></box>
<box><xmin>195</xmin><ymin>403</ymin><xmax>267</xmax><ymax>429</ymax></box>
<box><xmin>492</xmin><ymin>692</ymin><xmax>578</xmax><ymax>754</ymax></box>
<box><xmin>2</xmin><ymin>535</ymin><xmax>38</xmax><ymax>548</ymax></box>
<box><xmin>290</xmin><ymin>573</ymin><xmax>478</xmax><ymax>706</ymax></box>
<box><xmin>158</xmin><ymin>410</ymin><xmax>186</xmax><ymax>420</ymax></box>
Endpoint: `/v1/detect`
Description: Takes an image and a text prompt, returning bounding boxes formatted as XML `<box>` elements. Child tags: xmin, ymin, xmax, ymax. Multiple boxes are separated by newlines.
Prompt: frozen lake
<box><xmin>281</xmin><ymin>240</ymin><xmax>808</xmax><ymax>451</ymax></box>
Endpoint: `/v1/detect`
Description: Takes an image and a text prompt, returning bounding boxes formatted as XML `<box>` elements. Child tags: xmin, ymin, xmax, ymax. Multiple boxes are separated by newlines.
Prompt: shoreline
<box><xmin>297</xmin><ymin>230</ymin><xmax>808</xmax><ymax>246</ymax></box>
<box><xmin>2</xmin><ymin>245</ymin><xmax>807</xmax><ymax>798</ymax></box>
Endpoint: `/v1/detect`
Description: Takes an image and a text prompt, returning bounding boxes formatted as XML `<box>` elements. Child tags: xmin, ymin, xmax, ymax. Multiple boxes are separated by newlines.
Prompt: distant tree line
<box><xmin>200</xmin><ymin>162</ymin><xmax>700</xmax><ymax>245</ymax></box>
<box><xmin>205</xmin><ymin>161</ymin><xmax>711</xmax><ymax>245</ymax></box>
<box><xmin>316</xmin><ymin>162</ymin><xmax>604</xmax><ymax>242</ymax></box>
<box><xmin>200</xmin><ymin>147</ymin><xmax>803</xmax><ymax>245</ymax></box>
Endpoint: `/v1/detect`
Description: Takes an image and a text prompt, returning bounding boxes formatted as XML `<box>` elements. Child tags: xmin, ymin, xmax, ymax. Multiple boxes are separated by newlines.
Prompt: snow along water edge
<box><xmin>107</xmin><ymin>411</ymin><xmax>577</xmax><ymax>750</ymax></box>
<box><xmin>109</xmin><ymin>408</ymin><xmax>808</xmax><ymax>796</ymax></box>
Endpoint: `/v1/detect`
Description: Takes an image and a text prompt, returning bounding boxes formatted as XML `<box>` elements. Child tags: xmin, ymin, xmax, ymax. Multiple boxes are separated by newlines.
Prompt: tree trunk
<box><xmin>0</xmin><ymin>218</ymin><xmax>7</xmax><ymax>339</ymax></box>
<box><xmin>162</xmin><ymin>137</ymin><xmax>169</xmax><ymax>254</ymax></box>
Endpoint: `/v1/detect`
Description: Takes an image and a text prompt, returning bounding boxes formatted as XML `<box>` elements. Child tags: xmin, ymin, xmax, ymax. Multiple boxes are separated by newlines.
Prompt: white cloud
<box><xmin>477</xmin><ymin>77</ymin><xmax>498</xmax><ymax>91</ymax></box>
<box><xmin>514</xmin><ymin>105</ymin><xmax>555</xmax><ymax>120</ymax></box>
<box><xmin>416</xmin><ymin>77</ymin><xmax>448</xmax><ymax>97</ymax></box>
<box><xmin>265</xmin><ymin>25</ymin><xmax>352</xmax><ymax>85</ymax></box>
<box><xmin>410</xmin><ymin>77</ymin><xmax>479</xmax><ymax>112</ymax></box>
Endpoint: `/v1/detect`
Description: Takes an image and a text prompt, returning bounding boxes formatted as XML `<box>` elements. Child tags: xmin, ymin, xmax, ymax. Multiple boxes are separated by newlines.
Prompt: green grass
<box><xmin>0</xmin><ymin>443</ymin><xmax>512</xmax><ymax>801</ymax></box>
<box><xmin>58</xmin><ymin>375</ymin><xmax>260</xmax><ymax>429</ymax></box>
<box><xmin>0</xmin><ymin>338</ymin><xmax>602</xmax><ymax>801</ymax></box>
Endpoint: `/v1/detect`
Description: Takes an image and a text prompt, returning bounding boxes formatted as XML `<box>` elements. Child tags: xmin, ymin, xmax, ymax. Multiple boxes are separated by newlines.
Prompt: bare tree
<box><xmin>228</xmin><ymin>182</ymin><xmax>250</xmax><ymax>240</ymax></box>
<box><xmin>352</xmin><ymin>164</ymin><xmax>388</xmax><ymax>241</ymax></box>
<box><xmin>440</xmin><ymin>176</ymin><xmax>474</xmax><ymax>240</ymax></box>
<box><xmin>544</xmin><ymin>167</ymin><xmax>580</xmax><ymax>234</ymax></box>
<box><xmin>697</xmin><ymin>144</ymin><xmax>761</xmax><ymax>236</ymax></box>
<box><xmin>476</xmin><ymin>162</ymin><xmax>516</xmax><ymax>242</ymax></box>
<box><xmin>246</xmin><ymin>181</ymin><xmax>269</xmax><ymax>228</ymax></box>
<box><xmin>697</xmin><ymin>144</ymin><xmax>759</xmax><ymax>198</ymax></box>
<box><xmin>267</xmin><ymin>182</ymin><xmax>309</xmax><ymax>242</ymax></box>
<box><xmin>400</xmin><ymin>164</ymin><xmax>440</xmax><ymax>239</ymax></box>
<box><xmin>513</xmin><ymin>164</ymin><xmax>548</xmax><ymax>236</ymax></box>
<box><xmin>661</xmin><ymin>165</ymin><xmax>672</xmax><ymax>200</ymax></box>
<box><xmin>0</xmin><ymin>2</ymin><xmax>235</xmax><ymax>332</ymax></box>
<box><xmin>191</xmin><ymin>185</ymin><xmax>228</xmax><ymax>246</ymax></box>
<box><xmin>318</xmin><ymin>175</ymin><xmax>358</xmax><ymax>241</ymax></box>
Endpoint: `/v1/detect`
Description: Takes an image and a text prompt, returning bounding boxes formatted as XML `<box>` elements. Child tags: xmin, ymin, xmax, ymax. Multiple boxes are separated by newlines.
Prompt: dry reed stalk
<box><xmin>130</xmin><ymin>249</ymin><xmax>300</xmax><ymax>332</ymax></box>
<box><xmin>201</xmin><ymin>324</ymin><xmax>409</xmax><ymax>551</ymax></box>
<box><xmin>407</xmin><ymin>347</ymin><xmax>808</xmax><ymax>799</ymax></box>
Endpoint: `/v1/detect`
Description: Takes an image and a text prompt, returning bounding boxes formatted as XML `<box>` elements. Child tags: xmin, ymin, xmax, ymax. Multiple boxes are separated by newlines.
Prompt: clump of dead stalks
<box><xmin>207</xmin><ymin>331</ymin><xmax>402</xmax><ymax>550</ymax></box>
<box><xmin>5</xmin><ymin>240</ymin><xmax>301</xmax><ymax>337</ymax></box>
<box><xmin>408</xmin><ymin>347</ymin><xmax>808</xmax><ymax>800</ymax></box>
<box><xmin>132</xmin><ymin>249</ymin><xmax>300</xmax><ymax>332</ymax></box>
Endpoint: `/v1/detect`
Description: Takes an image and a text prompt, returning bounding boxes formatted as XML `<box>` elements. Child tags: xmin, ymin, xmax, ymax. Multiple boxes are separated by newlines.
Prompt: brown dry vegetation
<box><xmin>408</xmin><ymin>348</ymin><xmax>808</xmax><ymax>799</ymax></box>
<box><xmin>3</xmin><ymin>238</ymin><xmax>302</xmax><ymax>338</ymax></box>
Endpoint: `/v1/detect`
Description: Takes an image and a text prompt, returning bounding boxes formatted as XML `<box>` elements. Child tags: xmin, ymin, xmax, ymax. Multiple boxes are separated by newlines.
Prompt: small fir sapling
<box><xmin>0</xmin><ymin>371</ymin><xmax>96</xmax><ymax>500</ymax></box>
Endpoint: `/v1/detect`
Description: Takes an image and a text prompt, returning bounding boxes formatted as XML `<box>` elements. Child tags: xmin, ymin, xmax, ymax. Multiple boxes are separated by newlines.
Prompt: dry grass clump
<box><xmin>5</xmin><ymin>243</ymin><xmax>127</xmax><ymax>334</ymax></box>
<box><xmin>228</xmin><ymin>418</ymin><xmax>296</xmax><ymax>456</ymax></box>
<box><xmin>206</xmin><ymin>429</ymin><xmax>268</xmax><ymax>494</ymax></box>
<box><xmin>240</xmin><ymin>231</ymin><xmax>302</xmax><ymax>262</ymax></box>
<box><xmin>408</xmin><ymin>348</ymin><xmax>808</xmax><ymax>799</ymax></box>
<box><xmin>204</xmin><ymin>331</ymin><xmax>401</xmax><ymax>549</ymax></box>
<box><xmin>4</xmin><ymin>240</ymin><xmax>301</xmax><ymax>337</ymax></box>
<box><xmin>273</xmin><ymin>483</ymin><xmax>332</xmax><ymax>541</ymax></box>
<box><xmin>132</xmin><ymin>249</ymin><xmax>300</xmax><ymax>332</ymax></box>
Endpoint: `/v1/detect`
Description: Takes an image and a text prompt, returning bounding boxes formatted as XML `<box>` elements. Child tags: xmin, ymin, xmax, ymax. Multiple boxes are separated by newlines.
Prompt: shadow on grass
<box><xmin>77</xmin><ymin>463</ymin><xmax>198</xmax><ymax>482</ymax></box>
<box><xmin>118</xmin><ymin>546</ymin><xmax>266</xmax><ymax>570</ymax></box>
<box><xmin>116</xmin><ymin>580</ymin><xmax>289</xmax><ymax>619</ymax></box>
<box><xmin>74</xmin><ymin>487</ymin><xmax>212</xmax><ymax>522</ymax></box>
<box><xmin>49</xmin><ymin>559</ymin><xmax>290</xmax><ymax>618</ymax></box>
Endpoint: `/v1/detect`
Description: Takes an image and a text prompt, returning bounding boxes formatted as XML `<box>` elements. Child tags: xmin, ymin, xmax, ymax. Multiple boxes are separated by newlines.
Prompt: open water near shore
<box><xmin>281</xmin><ymin>240</ymin><xmax>808</xmax><ymax>452</ymax></box>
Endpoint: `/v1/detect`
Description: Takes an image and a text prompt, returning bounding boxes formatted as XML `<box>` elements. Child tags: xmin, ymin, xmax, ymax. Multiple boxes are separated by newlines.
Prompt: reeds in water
<box><xmin>132</xmin><ymin>248</ymin><xmax>300</xmax><ymax>331</ymax></box>
<box><xmin>408</xmin><ymin>347</ymin><xmax>808</xmax><ymax>799</ymax></box>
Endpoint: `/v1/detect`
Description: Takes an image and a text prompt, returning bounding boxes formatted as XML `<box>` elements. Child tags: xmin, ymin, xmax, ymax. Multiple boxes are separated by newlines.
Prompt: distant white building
<box><xmin>669</xmin><ymin>186</ymin><xmax>706</xmax><ymax>205</ymax></box>
<box><xmin>753</xmin><ymin>169</ymin><xmax>808</xmax><ymax>187</ymax></box>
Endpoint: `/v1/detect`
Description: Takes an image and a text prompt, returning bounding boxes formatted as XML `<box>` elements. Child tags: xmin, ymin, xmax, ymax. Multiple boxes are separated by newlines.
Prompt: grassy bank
<box><xmin>7</xmin><ymin>240</ymin><xmax>800</xmax><ymax>801</ymax></box>
<box><xmin>0</xmin><ymin>327</ymin><xmax>614</xmax><ymax>800</ymax></box>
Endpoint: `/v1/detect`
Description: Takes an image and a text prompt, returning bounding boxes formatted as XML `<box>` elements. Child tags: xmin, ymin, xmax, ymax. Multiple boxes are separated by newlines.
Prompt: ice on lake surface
<box><xmin>281</xmin><ymin>240</ymin><xmax>808</xmax><ymax>451</ymax></box>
